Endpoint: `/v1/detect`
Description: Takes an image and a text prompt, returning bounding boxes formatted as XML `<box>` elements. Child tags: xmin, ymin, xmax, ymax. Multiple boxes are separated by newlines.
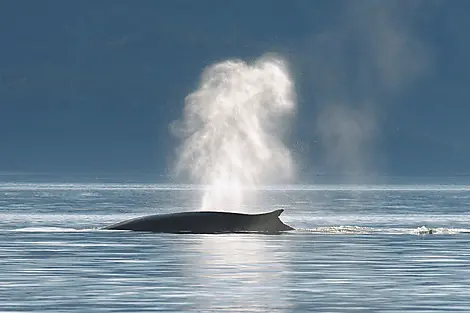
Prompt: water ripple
<box><xmin>1</xmin><ymin>184</ymin><xmax>470</xmax><ymax>312</ymax></box>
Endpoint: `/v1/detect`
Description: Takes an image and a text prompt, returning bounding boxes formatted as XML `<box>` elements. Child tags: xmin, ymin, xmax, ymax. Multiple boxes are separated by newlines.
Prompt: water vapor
<box><xmin>172</xmin><ymin>55</ymin><xmax>296</xmax><ymax>211</ymax></box>
<box><xmin>300</xmin><ymin>0</ymin><xmax>433</xmax><ymax>179</ymax></box>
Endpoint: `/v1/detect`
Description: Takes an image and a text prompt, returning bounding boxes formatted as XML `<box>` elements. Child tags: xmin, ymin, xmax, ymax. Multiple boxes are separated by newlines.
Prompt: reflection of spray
<box><xmin>182</xmin><ymin>236</ymin><xmax>291</xmax><ymax>312</ymax></box>
<box><xmin>172</xmin><ymin>55</ymin><xmax>296</xmax><ymax>211</ymax></box>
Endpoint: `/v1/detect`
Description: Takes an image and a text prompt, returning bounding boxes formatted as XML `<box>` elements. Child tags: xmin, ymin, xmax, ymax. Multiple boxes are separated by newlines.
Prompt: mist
<box><xmin>300</xmin><ymin>0</ymin><xmax>433</xmax><ymax>180</ymax></box>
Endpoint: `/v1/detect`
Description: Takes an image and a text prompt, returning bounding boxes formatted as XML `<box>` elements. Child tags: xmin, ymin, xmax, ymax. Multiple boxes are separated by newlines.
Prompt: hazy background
<box><xmin>1</xmin><ymin>0</ymin><xmax>469</xmax><ymax>182</ymax></box>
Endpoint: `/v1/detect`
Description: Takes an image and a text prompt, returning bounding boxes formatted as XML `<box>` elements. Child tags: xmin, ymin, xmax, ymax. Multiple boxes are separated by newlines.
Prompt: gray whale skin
<box><xmin>103</xmin><ymin>209</ymin><xmax>294</xmax><ymax>234</ymax></box>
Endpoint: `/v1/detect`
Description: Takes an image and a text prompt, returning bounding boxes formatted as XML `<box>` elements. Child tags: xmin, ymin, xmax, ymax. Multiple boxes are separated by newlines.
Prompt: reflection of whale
<box><xmin>103</xmin><ymin>209</ymin><xmax>294</xmax><ymax>234</ymax></box>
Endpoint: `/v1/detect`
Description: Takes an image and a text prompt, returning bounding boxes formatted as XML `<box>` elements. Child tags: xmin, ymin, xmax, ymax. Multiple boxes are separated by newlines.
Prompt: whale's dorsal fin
<box><xmin>255</xmin><ymin>209</ymin><xmax>293</xmax><ymax>231</ymax></box>
<box><xmin>259</xmin><ymin>209</ymin><xmax>284</xmax><ymax>217</ymax></box>
<box><xmin>272</xmin><ymin>209</ymin><xmax>284</xmax><ymax>217</ymax></box>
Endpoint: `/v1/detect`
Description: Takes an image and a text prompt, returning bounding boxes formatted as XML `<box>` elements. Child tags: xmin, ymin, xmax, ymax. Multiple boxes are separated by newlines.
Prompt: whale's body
<box><xmin>103</xmin><ymin>209</ymin><xmax>294</xmax><ymax>234</ymax></box>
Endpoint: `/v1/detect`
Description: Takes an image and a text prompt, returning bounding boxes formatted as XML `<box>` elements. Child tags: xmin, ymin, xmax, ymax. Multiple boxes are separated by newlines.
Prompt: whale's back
<box><xmin>104</xmin><ymin>209</ymin><xmax>293</xmax><ymax>234</ymax></box>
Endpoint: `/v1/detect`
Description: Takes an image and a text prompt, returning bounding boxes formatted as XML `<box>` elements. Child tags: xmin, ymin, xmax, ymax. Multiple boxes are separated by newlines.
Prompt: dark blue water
<box><xmin>1</xmin><ymin>182</ymin><xmax>470</xmax><ymax>312</ymax></box>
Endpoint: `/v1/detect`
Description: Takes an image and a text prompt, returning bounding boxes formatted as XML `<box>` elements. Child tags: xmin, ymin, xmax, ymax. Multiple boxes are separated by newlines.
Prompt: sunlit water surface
<box><xmin>1</xmin><ymin>182</ymin><xmax>470</xmax><ymax>312</ymax></box>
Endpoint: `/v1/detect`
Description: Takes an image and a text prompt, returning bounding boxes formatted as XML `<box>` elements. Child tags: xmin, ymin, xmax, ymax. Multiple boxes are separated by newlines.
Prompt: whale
<box><xmin>103</xmin><ymin>209</ymin><xmax>294</xmax><ymax>234</ymax></box>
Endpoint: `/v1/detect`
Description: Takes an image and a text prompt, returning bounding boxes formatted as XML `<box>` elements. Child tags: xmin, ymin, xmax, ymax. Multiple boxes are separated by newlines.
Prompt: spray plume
<box><xmin>297</xmin><ymin>0</ymin><xmax>432</xmax><ymax>179</ymax></box>
<box><xmin>172</xmin><ymin>55</ymin><xmax>296</xmax><ymax>211</ymax></box>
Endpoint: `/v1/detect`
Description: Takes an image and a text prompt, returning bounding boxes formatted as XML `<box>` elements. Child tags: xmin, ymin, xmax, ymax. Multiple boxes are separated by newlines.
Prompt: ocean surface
<box><xmin>1</xmin><ymin>179</ymin><xmax>470</xmax><ymax>312</ymax></box>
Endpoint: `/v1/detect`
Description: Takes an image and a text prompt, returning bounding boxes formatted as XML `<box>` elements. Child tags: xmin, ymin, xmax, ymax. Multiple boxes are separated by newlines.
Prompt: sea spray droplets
<box><xmin>173</xmin><ymin>55</ymin><xmax>296</xmax><ymax>211</ymax></box>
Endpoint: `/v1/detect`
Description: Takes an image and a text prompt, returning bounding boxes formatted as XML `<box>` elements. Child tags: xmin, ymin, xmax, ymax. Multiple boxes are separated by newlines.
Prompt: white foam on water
<box><xmin>11</xmin><ymin>227</ymin><xmax>88</xmax><ymax>233</ymax></box>
<box><xmin>296</xmin><ymin>226</ymin><xmax>470</xmax><ymax>235</ymax></box>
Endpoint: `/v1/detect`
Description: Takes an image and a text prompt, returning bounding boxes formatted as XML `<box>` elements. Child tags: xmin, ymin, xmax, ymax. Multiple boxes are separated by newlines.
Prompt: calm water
<box><xmin>1</xmin><ymin>182</ymin><xmax>470</xmax><ymax>312</ymax></box>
